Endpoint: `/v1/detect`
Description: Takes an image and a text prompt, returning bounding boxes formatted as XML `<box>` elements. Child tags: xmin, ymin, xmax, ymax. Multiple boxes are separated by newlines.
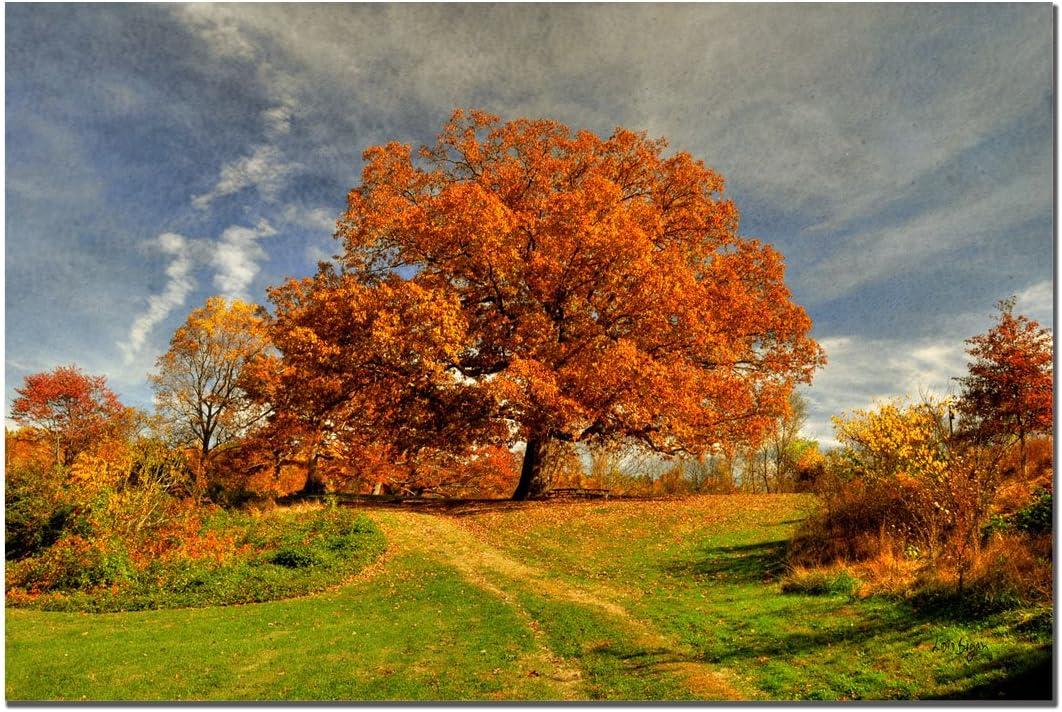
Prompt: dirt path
<box><xmin>369</xmin><ymin>509</ymin><xmax>743</xmax><ymax>700</ymax></box>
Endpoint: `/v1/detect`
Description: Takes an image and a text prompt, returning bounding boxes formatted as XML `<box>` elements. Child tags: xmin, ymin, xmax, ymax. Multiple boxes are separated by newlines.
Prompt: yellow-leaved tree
<box><xmin>151</xmin><ymin>297</ymin><xmax>271</xmax><ymax>484</ymax></box>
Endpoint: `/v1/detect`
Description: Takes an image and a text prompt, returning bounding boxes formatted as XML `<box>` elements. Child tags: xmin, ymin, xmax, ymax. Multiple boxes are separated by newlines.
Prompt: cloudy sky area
<box><xmin>6</xmin><ymin>4</ymin><xmax>1054</xmax><ymax>444</ymax></box>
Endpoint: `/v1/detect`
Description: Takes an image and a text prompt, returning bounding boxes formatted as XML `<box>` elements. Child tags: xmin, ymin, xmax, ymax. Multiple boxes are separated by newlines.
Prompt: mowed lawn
<box><xmin>6</xmin><ymin>495</ymin><xmax>1052</xmax><ymax>701</ymax></box>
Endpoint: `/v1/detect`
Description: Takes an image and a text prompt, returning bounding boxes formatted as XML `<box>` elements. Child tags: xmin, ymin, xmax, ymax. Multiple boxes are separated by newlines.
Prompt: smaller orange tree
<box><xmin>10</xmin><ymin>365</ymin><xmax>127</xmax><ymax>466</ymax></box>
<box><xmin>957</xmin><ymin>298</ymin><xmax>1053</xmax><ymax>477</ymax></box>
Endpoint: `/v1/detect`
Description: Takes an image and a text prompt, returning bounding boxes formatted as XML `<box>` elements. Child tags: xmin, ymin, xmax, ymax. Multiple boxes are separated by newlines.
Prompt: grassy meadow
<box><xmin>6</xmin><ymin>495</ymin><xmax>1051</xmax><ymax>701</ymax></box>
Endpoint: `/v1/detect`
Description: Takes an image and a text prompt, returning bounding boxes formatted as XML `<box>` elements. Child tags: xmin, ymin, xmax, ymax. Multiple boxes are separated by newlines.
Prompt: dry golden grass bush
<box><xmin>789</xmin><ymin>476</ymin><xmax>929</xmax><ymax>567</ymax></box>
<box><xmin>965</xmin><ymin>533</ymin><xmax>1052</xmax><ymax>603</ymax></box>
<box><xmin>853</xmin><ymin>536</ymin><xmax>923</xmax><ymax>597</ymax></box>
<box><xmin>911</xmin><ymin>533</ymin><xmax>1052</xmax><ymax>612</ymax></box>
<box><xmin>788</xmin><ymin>406</ymin><xmax>1052</xmax><ymax>609</ymax></box>
<box><xmin>791</xmin><ymin>457</ymin><xmax>1052</xmax><ymax>608</ymax></box>
<box><xmin>787</xmin><ymin>517</ymin><xmax>878</xmax><ymax>568</ymax></box>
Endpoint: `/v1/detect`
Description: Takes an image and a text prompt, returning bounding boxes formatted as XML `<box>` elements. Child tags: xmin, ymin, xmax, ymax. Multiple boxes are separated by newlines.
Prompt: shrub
<box><xmin>967</xmin><ymin>534</ymin><xmax>1052</xmax><ymax>604</ymax></box>
<box><xmin>914</xmin><ymin>533</ymin><xmax>1052</xmax><ymax>616</ymax></box>
<box><xmin>5</xmin><ymin>462</ymin><xmax>74</xmax><ymax>560</ymax></box>
<box><xmin>8</xmin><ymin>535</ymin><xmax>136</xmax><ymax>592</ymax></box>
<box><xmin>781</xmin><ymin>566</ymin><xmax>862</xmax><ymax>597</ymax></box>
<box><xmin>854</xmin><ymin>541</ymin><xmax>922</xmax><ymax>597</ymax></box>
<box><xmin>95</xmin><ymin>483</ymin><xmax>178</xmax><ymax>542</ymax></box>
<box><xmin>127</xmin><ymin>437</ymin><xmax>192</xmax><ymax>494</ymax></box>
<box><xmin>1013</xmin><ymin>489</ymin><xmax>1052</xmax><ymax>535</ymax></box>
<box><xmin>270</xmin><ymin>547</ymin><xmax>320</xmax><ymax>568</ymax></box>
<box><xmin>788</xmin><ymin>396</ymin><xmax>1052</xmax><ymax>613</ymax></box>
<box><xmin>979</xmin><ymin>488</ymin><xmax>1052</xmax><ymax>542</ymax></box>
<box><xmin>980</xmin><ymin>513</ymin><xmax>1011</xmax><ymax>540</ymax></box>
<box><xmin>6</xmin><ymin>500</ymin><xmax>78</xmax><ymax>562</ymax></box>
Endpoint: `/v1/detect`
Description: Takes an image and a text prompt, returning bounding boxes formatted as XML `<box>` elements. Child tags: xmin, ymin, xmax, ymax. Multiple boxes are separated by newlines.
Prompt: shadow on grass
<box><xmin>664</xmin><ymin>540</ymin><xmax>789</xmax><ymax>584</ymax></box>
<box><xmin>578</xmin><ymin>641</ymin><xmax>737</xmax><ymax>700</ymax></box>
<box><xmin>928</xmin><ymin>646</ymin><xmax>1053</xmax><ymax>701</ymax></box>
<box><xmin>588</xmin><ymin>642</ymin><xmax>687</xmax><ymax>672</ymax></box>
<box><xmin>660</xmin><ymin>538</ymin><xmax>1053</xmax><ymax>700</ymax></box>
<box><xmin>905</xmin><ymin>589</ymin><xmax>1054</xmax><ymax>628</ymax></box>
<box><xmin>709</xmin><ymin>606</ymin><xmax>927</xmax><ymax>663</ymax></box>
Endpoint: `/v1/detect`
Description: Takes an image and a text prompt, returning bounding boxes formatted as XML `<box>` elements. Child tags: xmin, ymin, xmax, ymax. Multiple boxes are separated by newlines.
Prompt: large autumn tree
<box><xmin>151</xmin><ymin>297</ymin><xmax>271</xmax><ymax>478</ymax></box>
<box><xmin>957</xmin><ymin>297</ymin><xmax>1053</xmax><ymax>477</ymax></box>
<box><xmin>275</xmin><ymin>110</ymin><xmax>824</xmax><ymax>499</ymax></box>
<box><xmin>10</xmin><ymin>365</ymin><xmax>128</xmax><ymax>466</ymax></box>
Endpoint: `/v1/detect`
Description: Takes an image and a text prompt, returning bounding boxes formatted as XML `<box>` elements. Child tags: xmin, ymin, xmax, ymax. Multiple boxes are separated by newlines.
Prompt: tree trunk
<box><xmin>299</xmin><ymin>453</ymin><xmax>327</xmax><ymax>496</ymax></box>
<box><xmin>1019</xmin><ymin>430</ymin><xmax>1027</xmax><ymax>480</ymax></box>
<box><xmin>512</xmin><ymin>435</ymin><xmax>547</xmax><ymax>501</ymax></box>
<box><xmin>191</xmin><ymin>440</ymin><xmax>211</xmax><ymax>502</ymax></box>
<box><xmin>762</xmin><ymin>449</ymin><xmax>771</xmax><ymax>494</ymax></box>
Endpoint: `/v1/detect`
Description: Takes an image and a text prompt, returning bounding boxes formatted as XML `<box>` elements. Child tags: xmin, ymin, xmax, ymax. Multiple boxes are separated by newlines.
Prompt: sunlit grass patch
<box><xmin>6</xmin><ymin>552</ymin><xmax>563</xmax><ymax>701</ymax></box>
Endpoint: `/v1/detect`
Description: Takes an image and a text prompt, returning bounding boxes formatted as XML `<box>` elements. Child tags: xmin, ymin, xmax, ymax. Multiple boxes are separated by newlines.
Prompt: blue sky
<box><xmin>6</xmin><ymin>4</ymin><xmax>1054</xmax><ymax>444</ymax></box>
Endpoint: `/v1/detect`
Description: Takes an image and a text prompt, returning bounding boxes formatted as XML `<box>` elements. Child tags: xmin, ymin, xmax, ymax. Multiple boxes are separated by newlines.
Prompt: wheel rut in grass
<box><xmin>369</xmin><ymin>509</ymin><xmax>744</xmax><ymax>700</ymax></box>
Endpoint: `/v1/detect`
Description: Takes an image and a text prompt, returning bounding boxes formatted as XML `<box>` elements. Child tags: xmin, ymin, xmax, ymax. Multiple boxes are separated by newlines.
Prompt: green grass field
<box><xmin>6</xmin><ymin>495</ymin><xmax>1052</xmax><ymax>701</ymax></box>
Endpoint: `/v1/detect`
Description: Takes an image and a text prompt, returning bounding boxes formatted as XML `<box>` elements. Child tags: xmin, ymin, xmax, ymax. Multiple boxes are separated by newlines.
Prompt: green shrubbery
<box><xmin>781</xmin><ymin>567</ymin><xmax>861</xmax><ymax>597</ymax></box>
<box><xmin>1013</xmin><ymin>489</ymin><xmax>1052</xmax><ymax>535</ymax></box>
<box><xmin>7</xmin><ymin>504</ymin><xmax>385</xmax><ymax>612</ymax></box>
<box><xmin>6</xmin><ymin>425</ymin><xmax>387</xmax><ymax>613</ymax></box>
<box><xmin>982</xmin><ymin>489</ymin><xmax>1052</xmax><ymax>540</ymax></box>
<box><xmin>5</xmin><ymin>462</ymin><xmax>76</xmax><ymax>561</ymax></box>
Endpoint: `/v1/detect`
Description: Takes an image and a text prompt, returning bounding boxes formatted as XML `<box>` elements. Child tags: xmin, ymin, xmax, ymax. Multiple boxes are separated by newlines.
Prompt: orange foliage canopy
<box><xmin>10</xmin><ymin>365</ymin><xmax>127</xmax><ymax>466</ymax></box>
<box><xmin>267</xmin><ymin>110</ymin><xmax>824</xmax><ymax>498</ymax></box>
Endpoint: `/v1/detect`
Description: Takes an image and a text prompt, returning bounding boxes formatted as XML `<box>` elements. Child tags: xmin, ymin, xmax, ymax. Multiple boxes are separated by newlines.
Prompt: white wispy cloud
<box><xmin>121</xmin><ymin>8</ymin><xmax>297</xmax><ymax>358</ymax></box>
<box><xmin>262</xmin><ymin>104</ymin><xmax>293</xmax><ymax>137</ymax></box>
<box><xmin>802</xmin><ymin>334</ymin><xmax>967</xmax><ymax>447</ymax></box>
<box><xmin>119</xmin><ymin>220</ymin><xmax>277</xmax><ymax>360</ymax></box>
<box><xmin>118</xmin><ymin>5</ymin><xmax>296</xmax><ymax>359</ymax></box>
<box><xmin>172</xmin><ymin>4</ymin><xmax>260</xmax><ymax>62</ymax></box>
<box><xmin>212</xmin><ymin>219</ymin><xmax>276</xmax><ymax>300</ymax></box>
<box><xmin>177</xmin><ymin>4</ymin><xmax>304</xmax><ymax>212</ymax></box>
<box><xmin>120</xmin><ymin>233</ymin><xmax>196</xmax><ymax>363</ymax></box>
<box><xmin>1015</xmin><ymin>280</ymin><xmax>1053</xmax><ymax>326</ymax></box>
<box><xmin>191</xmin><ymin>144</ymin><xmax>297</xmax><ymax>210</ymax></box>
<box><xmin>282</xmin><ymin>204</ymin><xmax>336</xmax><ymax>232</ymax></box>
